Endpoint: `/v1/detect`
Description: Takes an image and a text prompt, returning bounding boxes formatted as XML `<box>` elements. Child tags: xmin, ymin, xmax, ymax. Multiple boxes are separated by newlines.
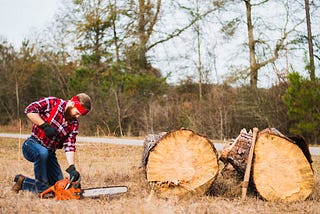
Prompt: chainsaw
<box><xmin>39</xmin><ymin>176</ymin><xmax>128</xmax><ymax>200</ymax></box>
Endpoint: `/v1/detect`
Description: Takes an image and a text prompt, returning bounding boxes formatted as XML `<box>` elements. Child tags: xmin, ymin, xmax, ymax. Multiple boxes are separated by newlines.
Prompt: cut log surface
<box><xmin>253</xmin><ymin>128</ymin><xmax>314</xmax><ymax>202</ymax></box>
<box><xmin>146</xmin><ymin>129</ymin><xmax>219</xmax><ymax>198</ymax></box>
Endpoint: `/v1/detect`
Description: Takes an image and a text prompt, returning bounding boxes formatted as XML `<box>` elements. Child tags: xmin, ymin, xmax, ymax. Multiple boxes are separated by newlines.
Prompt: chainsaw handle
<box><xmin>40</xmin><ymin>185</ymin><xmax>55</xmax><ymax>198</ymax></box>
<box><xmin>65</xmin><ymin>175</ymin><xmax>81</xmax><ymax>189</ymax></box>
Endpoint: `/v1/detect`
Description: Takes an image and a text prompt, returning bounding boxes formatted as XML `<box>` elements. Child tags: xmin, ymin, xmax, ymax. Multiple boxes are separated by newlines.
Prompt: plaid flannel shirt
<box><xmin>24</xmin><ymin>96</ymin><xmax>79</xmax><ymax>152</ymax></box>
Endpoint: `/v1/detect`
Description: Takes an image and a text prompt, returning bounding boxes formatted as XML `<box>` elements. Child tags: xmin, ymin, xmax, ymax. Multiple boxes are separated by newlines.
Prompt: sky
<box><xmin>0</xmin><ymin>0</ymin><xmax>61</xmax><ymax>47</ymax></box>
<box><xmin>0</xmin><ymin>1</ymin><xmax>315</xmax><ymax>88</ymax></box>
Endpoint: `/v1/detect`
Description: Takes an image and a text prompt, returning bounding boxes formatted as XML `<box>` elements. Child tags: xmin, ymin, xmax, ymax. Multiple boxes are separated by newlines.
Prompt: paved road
<box><xmin>0</xmin><ymin>133</ymin><xmax>319</xmax><ymax>155</ymax></box>
<box><xmin>0</xmin><ymin>133</ymin><xmax>143</xmax><ymax>146</ymax></box>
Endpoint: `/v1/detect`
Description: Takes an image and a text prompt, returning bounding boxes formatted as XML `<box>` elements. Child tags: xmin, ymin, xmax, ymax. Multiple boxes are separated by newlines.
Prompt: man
<box><xmin>12</xmin><ymin>93</ymin><xmax>92</xmax><ymax>194</ymax></box>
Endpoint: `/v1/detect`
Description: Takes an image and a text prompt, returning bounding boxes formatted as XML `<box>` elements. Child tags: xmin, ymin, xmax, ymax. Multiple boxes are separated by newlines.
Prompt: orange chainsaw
<box><xmin>39</xmin><ymin>176</ymin><xmax>128</xmax><ymax>200</ymax></box>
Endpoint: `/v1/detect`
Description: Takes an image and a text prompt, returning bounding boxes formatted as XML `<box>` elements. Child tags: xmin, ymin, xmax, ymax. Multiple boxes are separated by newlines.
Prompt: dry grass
<box><xmin>0</xmin><ymin>137</ymin><xmax>319</xmax><ymax>214</ymax></box>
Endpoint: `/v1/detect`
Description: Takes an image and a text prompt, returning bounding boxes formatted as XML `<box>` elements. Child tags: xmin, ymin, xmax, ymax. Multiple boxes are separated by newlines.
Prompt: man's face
<box><xmin>65</xmin><ymin>106</ymin><xmax>81</xmax><ymax>122</ymax></box>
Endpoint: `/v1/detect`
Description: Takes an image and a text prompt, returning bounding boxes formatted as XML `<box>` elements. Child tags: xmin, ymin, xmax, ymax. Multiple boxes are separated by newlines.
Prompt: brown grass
<box><xmin>0</xmin><ymin>137</ymin><xmax>319</xmax><ymax>214</ymax></box>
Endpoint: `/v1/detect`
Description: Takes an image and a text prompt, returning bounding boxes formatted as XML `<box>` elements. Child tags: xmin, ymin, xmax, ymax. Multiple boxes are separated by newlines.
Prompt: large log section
<box><xmin>253</xmin><ymin>128</ymin><xmax>314</xmax><ymax>202</ymax></box>
<box><xmin>141</xmin><ymin>129</ymin><xmax>219</xmax><ymax>198</ymax></box>
<box><xmin>220</xmin><ymin>128</ymin><xmax>314</xmax><ymax>202</ymax></box>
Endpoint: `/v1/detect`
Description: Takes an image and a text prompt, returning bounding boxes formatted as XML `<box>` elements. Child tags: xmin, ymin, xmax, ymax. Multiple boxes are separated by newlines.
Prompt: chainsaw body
<box><xmin>40</xmin><ymin>178</ymin><xmax>81</xmax><ymax>200</ymax></box>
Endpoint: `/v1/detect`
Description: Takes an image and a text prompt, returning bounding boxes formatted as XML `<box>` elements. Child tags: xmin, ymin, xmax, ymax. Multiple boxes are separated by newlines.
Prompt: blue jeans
<box><xmin>21</xmin><ymin>136</ymin><xmax>63</xmax><ymax>193</ymax></box>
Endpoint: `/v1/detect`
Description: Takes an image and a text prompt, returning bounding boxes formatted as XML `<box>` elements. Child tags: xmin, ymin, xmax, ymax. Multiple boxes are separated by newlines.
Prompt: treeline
<box><xmin>1</xmin><ymin>39</ymin><xmax>319</xmax><ymax>143</ymax></box>
<box><xmin>0</xmin><ymin>0</ymin><xmax>320</xmax><ymax>143</ymax></box>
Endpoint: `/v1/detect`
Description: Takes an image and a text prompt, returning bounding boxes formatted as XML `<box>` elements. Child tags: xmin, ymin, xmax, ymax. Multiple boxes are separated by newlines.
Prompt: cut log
<box><xmin>220</xmin><ymin>128</ymin><xmax>253</xmax><ymax>176</ymax></box>
<box><xmin>143</xmin><ymin>129</ymin><xmax>219</xmax><ymax>198</ymax></box>
<box><xmin>253</xmin><ymin>128</ymin><xmax>314</xmax><ymax>202</ymax></box>
<box><xmin>220</xmin><ymin>127</ymin><xmax>314</xmax><ymax>202</ymax></box>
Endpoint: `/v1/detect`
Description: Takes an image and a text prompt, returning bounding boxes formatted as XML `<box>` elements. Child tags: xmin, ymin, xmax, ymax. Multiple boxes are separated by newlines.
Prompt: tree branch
<box><xmin>256</xmin><ymin>5</ymin><xmax>305</xmax><ymax>70</ymax></box>
<box><xmin>146</xmin><ymin>0</ymin><xmax>161</xmax><ymax>39</ymax></box>
<box><xmin>147</xmin><ymin>8</ymin><xmax>216</xmax><ymax>51</ymax></box>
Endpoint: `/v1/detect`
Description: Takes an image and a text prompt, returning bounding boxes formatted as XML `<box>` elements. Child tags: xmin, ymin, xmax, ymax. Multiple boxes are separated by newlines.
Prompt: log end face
<box><xmin>253</xmin><ymin>129</ymin><xmax>314</xmax><ymax>202</ymax></box>
<box><xmin>145</xmin><ymin>129</ymin><xmax>220</xmax><ymax>198</ymax></box>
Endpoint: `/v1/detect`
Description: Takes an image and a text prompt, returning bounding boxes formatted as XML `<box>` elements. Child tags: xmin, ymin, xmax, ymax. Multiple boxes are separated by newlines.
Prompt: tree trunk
<box><xmin>137</xmin><ymin>0</ymin><xmax>161</xmax><ymax>72</ymax></box>
<box><xmin>304</xmin><ymin>0</ymin><xmax>315</xmax><ymax>81</ymax></box>
<box><xmin>244</xmin><ymin>0</ymin><xmax>258</xmax><ymax>88</ymax></box>
<box><xmin>141</xmin><ymin>129</ymin><xmax>219</xmax><ymax>198</ymax></box>
<box><xmin>195</xmin><ymin>0</ymin><xmax>202</xmax><ymax>100</ymax></box>
<box><xmin>113</xmin><ymin>89</ymin><xmax>123</xmax><ymax>136</ymax></box>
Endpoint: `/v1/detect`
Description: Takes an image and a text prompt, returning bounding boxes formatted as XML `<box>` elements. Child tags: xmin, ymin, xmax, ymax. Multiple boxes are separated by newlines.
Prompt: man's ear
<box><xmin>67</xmin><ymin>100</ymin><xmax>75</xmax><ymax>108</ymax></box>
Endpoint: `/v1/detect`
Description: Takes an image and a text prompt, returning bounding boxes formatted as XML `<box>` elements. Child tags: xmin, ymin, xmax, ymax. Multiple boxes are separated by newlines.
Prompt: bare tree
<box><xmin>195</xmin><ymin>0</ymin><xmax>202</xmax><ymax>100</ymax></box>
<box><xmin>137</xmin><ymin>0</ymin><xmax>161</xmax><ymax>71</ymax></box>
<box><xmin>243</xmin><ymin>0</ymin><xmax>304</xmax><ymax>88</ymax></box>
<box><xmin>304</xmin><ymin>0</ymin><xmax>315</xmax><ymax>80</ymax></box>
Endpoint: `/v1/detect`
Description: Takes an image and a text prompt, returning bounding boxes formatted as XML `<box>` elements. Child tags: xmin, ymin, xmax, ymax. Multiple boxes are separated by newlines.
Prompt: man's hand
<box><xmin>39</xmin><ymin>122</ymin><xmax>58</xmax><ymax>139</ymax></box>
<box><xmin>66</xmin><ymin>164</ymin><xmax>80</xmax><ymax>181</ymax></box>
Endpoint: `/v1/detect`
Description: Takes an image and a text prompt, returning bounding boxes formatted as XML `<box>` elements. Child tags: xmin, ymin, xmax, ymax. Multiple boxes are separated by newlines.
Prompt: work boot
<box><xmin>12</xmin><ymin>174</ymin><xmax>25</xmax><ymax>193</ymax></box>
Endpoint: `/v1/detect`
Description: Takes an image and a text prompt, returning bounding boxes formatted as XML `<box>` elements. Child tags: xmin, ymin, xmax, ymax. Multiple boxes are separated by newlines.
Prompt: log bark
<box><xmin>140</xmin><ymin>132</ymin><xmax>167</xmax><ymax>170</ymax></box>
<box><xmin>220</xmin><ymin>128</ymin><xmax>253</xmax><ymax>176</ymax></box>
<box><xmin>142</xmin><ymin>129</ymin><xmax>219</xmax><ymax>198</ymax></box>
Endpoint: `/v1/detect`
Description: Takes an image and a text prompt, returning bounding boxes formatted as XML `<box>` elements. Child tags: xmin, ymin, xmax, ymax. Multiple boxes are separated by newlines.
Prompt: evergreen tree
<box><xmin>283</xmin><ymin>72</ymin><xmax>320</xmax><ymax>144</ymax></box>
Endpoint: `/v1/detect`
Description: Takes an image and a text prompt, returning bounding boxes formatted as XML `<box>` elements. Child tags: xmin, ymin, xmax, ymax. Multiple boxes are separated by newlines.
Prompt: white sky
<box><xmin>0</xmin><ymin>0</ymin><xmax>61</xmax><ymax>47</ymax></box>
<box><xmin>0</xmin><ymin>1</ymin><xmax>316</xmax><ymax>87</ymax></box>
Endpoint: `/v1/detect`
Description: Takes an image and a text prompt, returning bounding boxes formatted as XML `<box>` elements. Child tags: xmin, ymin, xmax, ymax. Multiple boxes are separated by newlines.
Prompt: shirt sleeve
<box><xmin>63</xmin><ymin>121</ymin><xmax>79</xmax><ymax>152</ymax></box>
<box><xmin>24</xmin><ymin>97</ymin><xmax>54</xmax><ymax>114</ymax></box>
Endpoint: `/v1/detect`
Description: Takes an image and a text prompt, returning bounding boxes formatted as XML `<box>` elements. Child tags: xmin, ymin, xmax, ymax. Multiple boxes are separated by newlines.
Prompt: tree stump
<box><xmin>142</xmin><ymin>129</ymin><xmax>219</xmax><ymax>198</ymax></box>
<box><xmin>253</xmin><ymin>128</ymin><xmax>314</xmax><ymax>202</ymax></box>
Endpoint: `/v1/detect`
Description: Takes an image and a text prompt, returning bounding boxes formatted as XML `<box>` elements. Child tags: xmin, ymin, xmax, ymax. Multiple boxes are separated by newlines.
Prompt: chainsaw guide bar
<box><xmin>82</xmin><ymin>186</ymin><xmax>128</xmax><ymax>198</ymax></box>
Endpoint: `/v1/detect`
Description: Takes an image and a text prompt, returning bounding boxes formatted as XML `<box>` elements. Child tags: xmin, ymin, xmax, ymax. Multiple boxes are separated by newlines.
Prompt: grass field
<box><xmin>0</xmin><ymin>137</ymin><xmax>319</xmax><ymax>214</ymax></box>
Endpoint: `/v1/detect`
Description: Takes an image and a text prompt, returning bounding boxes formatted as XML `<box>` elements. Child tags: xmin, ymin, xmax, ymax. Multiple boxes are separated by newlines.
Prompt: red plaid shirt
<box><xmin>24</xmin><ymin>96</ymin><xmax>79</xmax><ymax>152</ymax></box>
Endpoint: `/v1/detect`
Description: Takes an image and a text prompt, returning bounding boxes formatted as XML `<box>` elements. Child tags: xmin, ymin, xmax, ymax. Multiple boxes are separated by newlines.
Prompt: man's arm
<box><xmin>26</xmin><ymin>112</ymin><xmax>46</xmax><ymax>126</ymax></box>
<box><xmin>27</xmin><ymin>112</ymin><xmax>58</xmax><ymax>138</ymax></box>
<box><xmin>65</xmin><ymin>152</ymin><xmax>80</xmax><ymax>180</ymax></box>
<box><xmin>65</xmin><ymin>151</ymin><xmax>75</xmax><ymax>166</ymax></box>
